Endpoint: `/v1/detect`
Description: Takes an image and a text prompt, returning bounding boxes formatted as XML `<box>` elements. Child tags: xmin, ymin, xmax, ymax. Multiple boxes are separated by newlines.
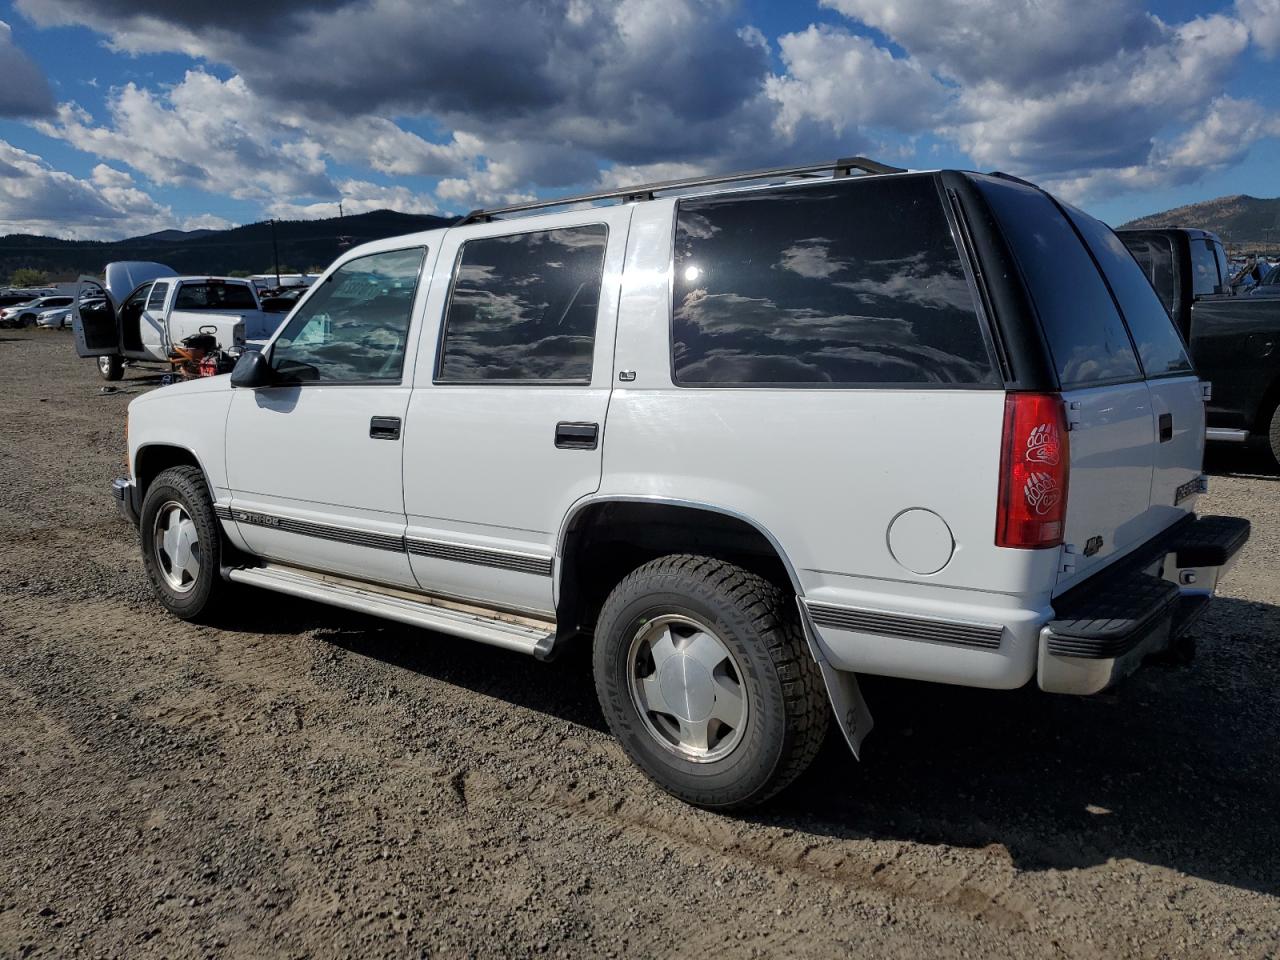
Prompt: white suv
<box><xmin>112</xmin><ymin>159</ymin><xmax>1250</xmax><ymax>808</ymax></box>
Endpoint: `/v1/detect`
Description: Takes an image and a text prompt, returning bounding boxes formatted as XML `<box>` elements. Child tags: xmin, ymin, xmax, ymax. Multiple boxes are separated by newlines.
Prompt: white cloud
<box><xmin>1237</xmin><ymin>0</ymin><xmax>1280</xmax><ymax>56</ymax></box>
<box><xmin>0</xmin><ymin>139</ymin><xmax>179</xmax><ymax>238</ymax></box>
<box><xmin>764</xmin><ymin>25</ymin><xmax>945</xmax><ymax>139</ymax></box>
<box><xmin>1047</xmin><ymin>96</ymin><xmax>1280</xmax><ymax>200</ymax></box>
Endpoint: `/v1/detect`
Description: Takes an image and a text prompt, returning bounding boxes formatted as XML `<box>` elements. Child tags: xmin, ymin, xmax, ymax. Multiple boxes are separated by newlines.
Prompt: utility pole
<box><xmin>270</xmin><ymin>217</ymin><xmax>281</xmax><ymax>287</ymax></box>
<box><xmin>338</xmin><ymin>200</ymin><xmax>344</xmax><ymax>219</ymax></box>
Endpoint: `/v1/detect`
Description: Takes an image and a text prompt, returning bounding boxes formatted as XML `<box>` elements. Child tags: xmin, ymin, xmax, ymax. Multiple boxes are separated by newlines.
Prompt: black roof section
<box><xmin>455</xmin><ymin>156</ymin><xmax>907</xmax><ymax>226</ymax></box>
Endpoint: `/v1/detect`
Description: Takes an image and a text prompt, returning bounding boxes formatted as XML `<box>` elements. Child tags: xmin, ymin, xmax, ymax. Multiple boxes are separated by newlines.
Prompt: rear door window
<box><xmin>671</xmin><ymin>174</ymin><xmax>995</xmax><ymax>386</ymax></box>
<box><xmin>174</xmin><ymin>282</ymin><xmax>259</xmax><ymax>310</ymax></box>
<box><xmin>1190</xmin><ymin>239</ymin><xmax>1221</xmax><ymax>296</ymax></box>
<box><xmin>1063</xmin><ymin>209</ymin><xmax>1193</xmax><ymax>378</ymax></box>
<box><xmin>975</xmin><ymin>176</ymin><xmax>1141</xmax><ymax>388</ymax></box>
<box><xmin>437</xmin><ymin>224</ymin><xmax>608</xmax><ymax>383</ymax></box>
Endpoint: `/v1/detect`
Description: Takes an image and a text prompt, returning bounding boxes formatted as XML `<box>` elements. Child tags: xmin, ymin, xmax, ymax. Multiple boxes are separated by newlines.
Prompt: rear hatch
<box><xmin>972</xmin><ymin>176</ymin><xmax>1202</xmax><ymax>592</ymax></box>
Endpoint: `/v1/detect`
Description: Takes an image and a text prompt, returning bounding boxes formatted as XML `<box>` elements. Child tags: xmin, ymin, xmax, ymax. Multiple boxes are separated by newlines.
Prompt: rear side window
<box><xmin>671</xmin><ymin>175</ymin><xmax>995</xmax><ymax>386</ymax></box>
<box><xmin>976</xmin><ymin>177</ymin><xmax>1140</xmax><ymax>388</ymax></box>
<box><xmin>1063</xmin><ymin>209</ymin><xmax>1193</xmax><ymax>378</ymax></box>
<box><xmin>437</xmin><ymin>224</ymin><xmax>607</xmax><ymax>383</ymax></box>
<box><xmin>175</xmin><ymin>282</ymin><xmax>259</xmax><ymax>310</ymax></box>
<box><xmin>1190</xmin><ymin>239</ymin><xmax>1220</xmax><ymax>296</ymax></box>
<box><xmin>146</xmin><ymin>282</ymin><xmax>169</xmax><ymax>310</ymax></box>
<box><xmin>1119</xmin><ymin>233</ymin><xmax>1176</xmax><ymax>314</ymax></box>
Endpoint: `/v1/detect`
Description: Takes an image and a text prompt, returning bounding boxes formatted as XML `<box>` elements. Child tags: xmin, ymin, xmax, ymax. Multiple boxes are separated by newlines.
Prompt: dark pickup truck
<box><xmin>1118</xmin><ymin>227</ymin><xmax>1280</xmax><ymax>465</ymax></box>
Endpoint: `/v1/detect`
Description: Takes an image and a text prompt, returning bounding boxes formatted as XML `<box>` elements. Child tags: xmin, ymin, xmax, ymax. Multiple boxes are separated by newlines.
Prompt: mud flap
<box><xmin>797</xmin><ymin>599</ymin><xmax>873</xmax><ymax>758</ymax></box>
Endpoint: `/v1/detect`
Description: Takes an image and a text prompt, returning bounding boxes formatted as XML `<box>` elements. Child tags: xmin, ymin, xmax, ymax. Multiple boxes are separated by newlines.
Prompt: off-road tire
<box><xmin>139</xmin><ymin>465</ymin><xmax>228</xmax><ymax>621</ymax></box>
<box><xmin>1268</xmin><ymin>400</ymin><xmax>1280</xmax><ymax>470</ymax></box>
<box><xmin>98</xmin><ymin>355</ymin><xmax>124</xmax><ymax>381</ymax></box>
<box><xmin>593</xmin><ymin>554</ymin><xmax>828</xmax><ymax>809</ymax></box>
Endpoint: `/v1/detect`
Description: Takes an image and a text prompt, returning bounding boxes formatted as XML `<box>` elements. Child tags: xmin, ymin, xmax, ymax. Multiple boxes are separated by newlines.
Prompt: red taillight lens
<box><xmin>996</xmin><ymin>392</ymin><xmax>1069</xmax><ymax>549</ymax></box>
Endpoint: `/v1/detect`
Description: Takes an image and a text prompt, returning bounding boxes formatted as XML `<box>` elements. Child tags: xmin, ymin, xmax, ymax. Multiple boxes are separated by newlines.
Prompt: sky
<box><xmin>0</xmin><ymin>0</ymin><xmax>1278</xmax><ymax>239</ymax></box>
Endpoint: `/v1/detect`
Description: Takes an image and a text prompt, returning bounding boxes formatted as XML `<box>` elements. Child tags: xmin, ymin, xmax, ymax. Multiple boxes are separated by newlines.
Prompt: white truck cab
<box><xmin>73</xmin><ymin>262</ymin><xmax>275</xmax><ymax>380</ymax></box>
<box><xmin>112</xmin><ymin>159</ymin><xmax>1250</xmax><ymax>809</ymax></box>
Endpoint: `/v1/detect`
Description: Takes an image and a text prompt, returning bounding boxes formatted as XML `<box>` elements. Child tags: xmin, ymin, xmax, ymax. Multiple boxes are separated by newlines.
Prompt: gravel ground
<box><xmin>2</xmin><ymin>329</ymin><xmax>1278</xmax><ymax>959</ymax></box>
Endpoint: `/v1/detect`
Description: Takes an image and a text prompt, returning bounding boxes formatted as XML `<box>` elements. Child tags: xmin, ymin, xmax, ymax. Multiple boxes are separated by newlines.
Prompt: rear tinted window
<box><xmin>976</xmin><ymin>177</ymin><xmax>1140</xmax><ymax>388</ymax></box>
<box><xmin>438</xmin><ymin>224</ymin><xmax>607</xmax><ymax>383</ymax></box>
<box><xmin>1119</xmin><ymin>233</ymin><xmax>1176</xmax><ymax>314</ymax></box>
<box><xmin>671</xmin><ymin>175</ymin><xmax>995</xmax><ymax>386</ymax></box>
<box><xmin>175</xmin><ymin>282</ymin><xmax>258</xmax><ymax>310</ymax></box>
<box><xmin>1064</xmin><ymin>209</ymin><xmax>1193</xmax><ymax>378</ymax></box>
<box><xmin>1190</xmin><ymin>239</ymin><xmax>1220</xmax><ymax>296</ymax></box>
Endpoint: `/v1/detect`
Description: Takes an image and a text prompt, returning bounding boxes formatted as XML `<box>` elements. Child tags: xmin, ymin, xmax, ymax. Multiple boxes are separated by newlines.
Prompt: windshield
<box><xmin>174</xmin><ymin>282</ymin><xmax>258</xmax><ymax>310</ymax></box>
<box><xmin>1263</xmin><ymin>264</ymin><xmax>1280</xmax><ymax>286</ymax></box>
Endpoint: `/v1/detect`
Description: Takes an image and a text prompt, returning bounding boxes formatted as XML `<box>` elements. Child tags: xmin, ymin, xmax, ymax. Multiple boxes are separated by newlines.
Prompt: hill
<box><xmin>1119</xmin><ymin>194</ymin><xmax>1280</xmax><ymax>245</ymax></box>
<box><xmin>0</xmin><ymin>209</ymin><xmax>453</xmax><ymax>281</ymax></box>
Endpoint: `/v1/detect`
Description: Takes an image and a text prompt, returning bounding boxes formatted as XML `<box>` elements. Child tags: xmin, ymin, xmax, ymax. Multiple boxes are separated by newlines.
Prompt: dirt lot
<box><xmin>1</xmin><ymin>329</ymin><xmax>1278</xmax><ymax>959</ymax></box>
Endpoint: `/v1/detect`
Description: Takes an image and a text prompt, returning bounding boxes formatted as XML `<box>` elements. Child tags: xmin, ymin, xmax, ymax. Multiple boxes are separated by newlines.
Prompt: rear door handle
<box><xmin>1158</xmin><ymin>412</ymin><xmax>1173</xmax><ymax>442</ymax></box>
<box><xmin>370</xmin><ymin>416</ymin><xmax>402</xmax><ymax>440</ymax></box>
<box><xmin>555</xmin><ymin>421</ymin><xmax>599</xmax><ymax>450</ymax></box>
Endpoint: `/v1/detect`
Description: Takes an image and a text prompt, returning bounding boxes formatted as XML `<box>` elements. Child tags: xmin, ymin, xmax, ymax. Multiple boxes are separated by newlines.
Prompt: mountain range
<box><xmin>0</xmin><ymin>210</ymin><xmax>452</xmax><ymax>281</ymax></box>
<box><xmin>5</xmin><ymin>191</ymin><xmax>1280</xmax><ymax>283</ymax></box>
<box><xmin>1118</xmin><ymin>194</ymin><xmax>1280</xmax><ymax>246</ymax></box>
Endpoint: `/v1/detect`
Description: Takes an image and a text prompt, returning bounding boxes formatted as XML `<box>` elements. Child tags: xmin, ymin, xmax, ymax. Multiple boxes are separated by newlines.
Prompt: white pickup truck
<box><xmin>73</xmin><ymin>261</ymin><xmax>278</xmax><ymax>380</ymax></box>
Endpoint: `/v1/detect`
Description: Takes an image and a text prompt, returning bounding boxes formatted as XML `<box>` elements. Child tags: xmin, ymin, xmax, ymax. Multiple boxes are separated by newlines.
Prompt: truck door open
<box><xmin>72</xmin><ymin>276</ymin><xmax>120</xmax><ymax>358</ymax></box>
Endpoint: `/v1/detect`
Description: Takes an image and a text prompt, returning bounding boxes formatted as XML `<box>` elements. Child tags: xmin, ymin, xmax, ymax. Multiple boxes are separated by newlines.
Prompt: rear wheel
<box><xmin>139</xmin><ymin>465</ymin><xmax>229</xmax><ymax>621</ymax></box>
<box><xmin>593</xmin><ymin>555</ymin><xmax>828</xmax><ymax>809</ymax></box>
<box><xmin>1268</xmin><ymin>400</ymin><xmax>1280</xmax><ymax>469</ymax></box>
<box><xmin>98</xmin><ymin>355</ymin><xmax>123</xmax><ymax>381</ymax></box>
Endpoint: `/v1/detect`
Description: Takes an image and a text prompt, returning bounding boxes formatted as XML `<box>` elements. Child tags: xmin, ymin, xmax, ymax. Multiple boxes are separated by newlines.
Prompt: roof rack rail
<box><xmin>455</xmin><ymin>156</ymin><xmax>906</xmax><ymax>226</ymax></box>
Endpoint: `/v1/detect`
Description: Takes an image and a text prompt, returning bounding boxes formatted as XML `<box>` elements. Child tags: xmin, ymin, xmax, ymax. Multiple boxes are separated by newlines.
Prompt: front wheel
<box><xmin>593</xmin><ymin>555</ymin><xmax>828</xmax><ymax>809</ymax></box>
<box><xmin>1267</xmin><ymin>400</ymin><xmax>1280</xmax><ymax>469</ymax></box>
<box><xmin>139</xmin><ymin>465</ymin><xmax>229</xmax><ymax>621</ymax></box>
<box><xmin>98</xmin><ymin>355</ymin><xmax>123</xmax><ymax>381</ymax></box>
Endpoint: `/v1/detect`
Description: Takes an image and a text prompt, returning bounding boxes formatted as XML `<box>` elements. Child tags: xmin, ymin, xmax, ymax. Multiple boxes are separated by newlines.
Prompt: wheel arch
<box><xmin>553</xmin><ymin>496</ymin><xmax>804</xmax><ymax>641</ymax></box>
<box><xmin>133</xmin><ymin>443</ymin><xmax>212</xmax><ymax>501</ymax></box>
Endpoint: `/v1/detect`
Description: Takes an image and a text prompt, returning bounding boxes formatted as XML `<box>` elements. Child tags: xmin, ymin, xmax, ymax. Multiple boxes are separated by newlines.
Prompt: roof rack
<box><xmin>455</xmin><ymin>156</ymin><xmax>906</xmax><ymax>226</ymax></box>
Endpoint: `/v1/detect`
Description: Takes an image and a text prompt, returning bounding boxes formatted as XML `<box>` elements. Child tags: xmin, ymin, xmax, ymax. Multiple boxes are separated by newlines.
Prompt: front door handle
<box><xmin>370</xmin><ymin>416</ymin><xmax>402</xmax><ymax>440</ymax></box>
<box><xmin>1158</xmin><ymin>412</ymin><xmax>1173</xmax><ymax>442</ymax></box>
<box><xmin>555</xmin><ymin>421</ymin><xmax>598</xmax><ymax>450</ymax></box>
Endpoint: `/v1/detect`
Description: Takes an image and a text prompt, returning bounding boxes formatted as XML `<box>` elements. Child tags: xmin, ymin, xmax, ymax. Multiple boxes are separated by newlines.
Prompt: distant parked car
<box><xmin>35</xmin><ymin>305</ymin><xmax>72</xmax><ymax>328</ymax></box>
<box><xmin>1248</xmin><ymin>263</ymin><xmax>1280</xmax><ymax>298</ymax></box>
<box><xmin>0</xmin><ymin>295</ymin><xmax>74</xmax><ymax>328</ymax></box>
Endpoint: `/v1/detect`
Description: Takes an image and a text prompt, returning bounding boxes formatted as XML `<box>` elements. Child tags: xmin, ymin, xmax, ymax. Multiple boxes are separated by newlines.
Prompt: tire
<box><xmin>1268</xmin><ymin>401</ymin><xmax>1280</xmax><ymax>470</ymax></box>
<box><xmin>592</xmin><ymin>554</ymin><xmax>828</xmax><ymax>809</ymax></box>
<box><xmin>139</xmin><ymin>465</ymin><xmax>228</xmax><ymax>621</ymax></box>
<box><xmin>98</xmin><ymin>355</ymin><xmax>124</xmax><ymax>381</ymax></box>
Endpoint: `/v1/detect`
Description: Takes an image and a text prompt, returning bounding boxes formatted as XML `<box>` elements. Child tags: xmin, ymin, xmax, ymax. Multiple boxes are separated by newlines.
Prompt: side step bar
<box><xmin>227</xmin><ymin>563</ymin><xmax>557</xmax><ymax>658</ymax></box>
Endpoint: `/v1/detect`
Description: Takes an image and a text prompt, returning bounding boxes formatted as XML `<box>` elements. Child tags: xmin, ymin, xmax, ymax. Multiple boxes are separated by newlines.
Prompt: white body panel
<box><xmin>400</xmin><ymin>206</ymin><xmax>631</xmax><ymax>613</ymax></box>
<box><xmin>122</xmin><ymin>177</ymin><xmax>1217</xmax><ymax>702</ymax></box>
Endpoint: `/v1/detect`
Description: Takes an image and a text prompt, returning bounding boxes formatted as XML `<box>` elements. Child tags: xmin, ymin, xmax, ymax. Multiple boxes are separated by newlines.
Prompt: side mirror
<box><xmin>230</xmin><ymin>349</ymin><xmax>274</xmax><ymax>388</ymax></box>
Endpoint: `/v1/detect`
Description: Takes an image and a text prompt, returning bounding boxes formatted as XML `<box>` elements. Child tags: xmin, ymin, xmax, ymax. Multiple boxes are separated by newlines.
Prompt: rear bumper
<box><xmin>1038</xmin><ymin>514</ymin><xmax>1250</xmax><ymax>695</ymax></box>
<box><xmin>112</xmin><ymin>477</ymin><xmax>140</xmax><ymax>527</ymax></box>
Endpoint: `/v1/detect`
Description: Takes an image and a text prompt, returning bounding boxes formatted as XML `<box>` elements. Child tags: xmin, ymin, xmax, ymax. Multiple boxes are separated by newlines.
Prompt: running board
<box><xmin>227</xmin><ymin>563</ymin><xmax>557</xmax><ymax>658</ymax></box>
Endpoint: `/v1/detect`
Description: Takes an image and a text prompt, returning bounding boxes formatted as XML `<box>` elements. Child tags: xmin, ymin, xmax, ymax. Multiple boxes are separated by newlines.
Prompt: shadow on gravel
<box><xmin>769</xmin><ymin>595</ymin><xmax>1280</xmax><ymax>897</ymax></box>
<box><xmin>1205</xmin><ymin>445</ymin><xmax>1279</xmax><ymax>480</ymax></box>
<box><xmin>228</xmin><ymin>586</ymin><xmax>1280</xmax><ymax>897</ymax></box>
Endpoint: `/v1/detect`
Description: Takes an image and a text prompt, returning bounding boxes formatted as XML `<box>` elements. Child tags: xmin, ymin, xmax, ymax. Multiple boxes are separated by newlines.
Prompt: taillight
<box><xmin>996</xmin><ymin>392</ymin><xmax>1069</xmax><ymax>549</ymax></box>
